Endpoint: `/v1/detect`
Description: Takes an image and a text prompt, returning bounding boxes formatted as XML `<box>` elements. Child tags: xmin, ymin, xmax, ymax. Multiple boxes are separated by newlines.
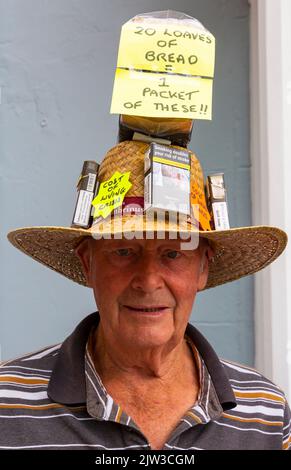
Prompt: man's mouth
<box><xmin>123</xmin><ymin>305</ymin><xmax>169</xmax><ymax>313</ymax></box>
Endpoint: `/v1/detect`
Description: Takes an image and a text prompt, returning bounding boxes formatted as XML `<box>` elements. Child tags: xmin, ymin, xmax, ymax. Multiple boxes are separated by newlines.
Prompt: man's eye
<box><xmin>165</xmin><ymin>250</ymin><xmax>181</xmax><ymax>259</ymax></box>
<box><xmin>115</xmin><ymin>248</ymin><xmax>132</xmax><ymax>257</ymax></box>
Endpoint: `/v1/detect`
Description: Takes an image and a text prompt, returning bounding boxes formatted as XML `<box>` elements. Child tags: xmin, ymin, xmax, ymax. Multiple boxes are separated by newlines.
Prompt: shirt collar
<box><xmin>48</xmin><ymin>311</ymin><xmax>236</xmax><ymax>411</ymax></box>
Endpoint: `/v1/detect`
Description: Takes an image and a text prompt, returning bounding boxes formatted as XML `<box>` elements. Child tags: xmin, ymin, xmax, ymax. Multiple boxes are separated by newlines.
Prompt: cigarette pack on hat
<box><xmin>71</xmin><ymin>161</ymin><xmax>99</xmax><ymax>229</ymax></box>
<box><xmin>144</xmin><ymin>142</ymin><xmax>191</xmax><ymax>216</ymax></box>
<box><xmin>206</xmin><ymin>173</ymin><xmax>230</xmax><ymax>230</ymax></box>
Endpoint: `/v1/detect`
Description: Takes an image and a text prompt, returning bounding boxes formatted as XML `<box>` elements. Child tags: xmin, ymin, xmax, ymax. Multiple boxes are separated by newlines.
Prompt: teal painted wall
<box><xmin>0</xmin><ymin>0</ymin><xmax>252</xmax><ymax>363</ymax></box>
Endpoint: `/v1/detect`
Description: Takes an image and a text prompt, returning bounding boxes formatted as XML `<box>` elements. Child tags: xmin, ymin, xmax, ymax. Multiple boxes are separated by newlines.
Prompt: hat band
<box><xmin>92</xmin><ymin>196</ymin><xmax>201</xmax><ymax>231</ymax></box>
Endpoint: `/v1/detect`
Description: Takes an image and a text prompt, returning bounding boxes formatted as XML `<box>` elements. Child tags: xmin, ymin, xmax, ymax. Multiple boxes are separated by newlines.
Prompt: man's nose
<box><xmin>130</xmin><ymin>254</ymin><xmax>165</xmax><ymax>293</ymax></box>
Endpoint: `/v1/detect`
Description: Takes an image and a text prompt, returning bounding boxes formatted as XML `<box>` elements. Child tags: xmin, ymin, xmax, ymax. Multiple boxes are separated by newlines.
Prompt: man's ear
<box><xmin>74</xmin><ymin>238</ymin><xmax>93</xmax><ymax>287</ymax></box>
<box><xmin>197</xmin><ymin>244</ymin><xmax>215</xmax><ymax>291</ymax></box>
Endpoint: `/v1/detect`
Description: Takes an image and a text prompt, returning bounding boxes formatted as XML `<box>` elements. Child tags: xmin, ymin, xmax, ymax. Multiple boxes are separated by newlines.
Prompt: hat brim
<box><xmin>7</xmin><ymin>220</ymin><xmax>287</xmax><ymax>290</ymax></box>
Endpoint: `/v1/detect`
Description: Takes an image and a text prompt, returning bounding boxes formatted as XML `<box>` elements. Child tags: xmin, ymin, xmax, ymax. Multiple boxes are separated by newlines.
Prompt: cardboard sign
<box><xmin>191</xmin><ymin>181</ymin><xmax>212</xmax><ymax>231</ymax></box>
<box><xmin>111</xmin><ymin>69</ymin><xmax>212</xmax><ymax>119</ymax></box>
<box><xmin>117</xmin><ymin>21</ymin><xmax>215</xmax><ymax>77</ymax></box>
<box><xmin>92</xmin><ymin>171</ymin><xmax>132</xmax><ymax>219</ymax></box>
<box><xmin>111</xmin><ymin>15</ymin><xmax>215</xmax><ymax>121</ymax></box>
<box><xmin>190</xmin><ymin>153</ymin><xmax>212</xmax><ymax>231</ymax></box>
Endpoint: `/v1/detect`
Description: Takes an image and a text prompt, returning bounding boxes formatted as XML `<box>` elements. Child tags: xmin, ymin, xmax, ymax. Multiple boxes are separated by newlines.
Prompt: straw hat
<box><xmin>7</xmin><ymin>140</ymin><xmax>287</xmax><ymax>290</ymax></box>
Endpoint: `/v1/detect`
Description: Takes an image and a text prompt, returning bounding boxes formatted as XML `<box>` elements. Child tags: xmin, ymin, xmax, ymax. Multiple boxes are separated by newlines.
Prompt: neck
<box><xmin>89</xmin><ymin>324</ymin><xmax>200</xmax><ymax>394</ymax></box>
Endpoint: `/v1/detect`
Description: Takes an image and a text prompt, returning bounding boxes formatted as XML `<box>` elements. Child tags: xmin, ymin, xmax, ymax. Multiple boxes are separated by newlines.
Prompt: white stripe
<box><xmin>22</xmin><ymin>345</ymin><xmax>61</xmax><ymax>361</ymax></box>
<box><xmin>221</xmin><ymin>361</ymin><xmax>261</xmax><ymax>377</ymax></box>
<box><xmin>283</xmin><ymin>419</ymin><xmax>291</xmax><ymax>431</ymax></box>
<box><xmin>0</xmin><ymin>371</ymin><xmax>50</xmax><ymax>378</ymax></box>
<box><xmin>213</xmin><ymin>419</ymin><xmax>282</xmax><ymax>435</ymax></box>
<box><xmin>235</xmin><ymin>398</ymin><xmax>283</xmax><ymax>407</ymax></box>
<box><xmin>85</xmin><ymin>347</ymin><xmax>95</xmax><ymax>370</ymax></box>
<box><xmin>1</xmin><ymin>344</ymin><xmax>60</xmax><ymax>365</ymax></box>
<box><xmin>86</xmin><ymin>355</ymin><xmax>107</xmax><ymax>396</ymax></box>
<box><xmin>232</xmin><ymin>384</ymin><xmax>283</xmax><ymax>394</ymax></box>
<box><xmin>0</xmin><ymin>443</ymin><xmax>150</xmax><ymax>450</ymax></box>
<box><xmin>0</xmin><ymin>414</ymin><xmax>94</xmax><ymax>421</ymax></box>
<box><xmin>0</xmin><ymin>366</ymin><xmax>52</xmax><ymax>373</ymax></box>
<box><xmin>204</xmin><ymin>373</ymin><xmax>211</xmax><ymax>420</ymax></box>
<box><xmin>1</xmin><ymin>384</ymin><xmax>47</xmax><ymax>390</ymax></box>
<box><xmin>181</xmin><ymin>418</ymin><xmax>194</xmax><ymax>427</ymax></box>
<box><xmin>104</xmin><ymin>395</ymin><xmax>114</xmax><ymax>420</ymax></box>
<box><xmin>230</xmin><ymin>378</ymin><xmax>279</xmax><ymax>387</ymax></box>
<box><xmin>0</xmin><ymin>389</ymin><xmax>48</xmax><ymax>400</ymax></box>
<box><xmin>230</xmin><ymin>404</ymin><xmax>283</xmax><ymax>418</ymax></box>
<box><xmin>193</xmin><ymin>404</ymin><xmax>208</xmax><ymax>422</ymax></box>
<box><xmin>164</xmin><ymin>443</ymin><xmax>203</xmax><ymax>450</ymax></box>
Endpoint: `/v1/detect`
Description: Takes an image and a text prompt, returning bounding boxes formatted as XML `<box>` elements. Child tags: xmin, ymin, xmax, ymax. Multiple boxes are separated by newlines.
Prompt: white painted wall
<box><xmin>249</xmin><ymin>0</ymin><xmax>291</xmax><ymax>400</ymax></box>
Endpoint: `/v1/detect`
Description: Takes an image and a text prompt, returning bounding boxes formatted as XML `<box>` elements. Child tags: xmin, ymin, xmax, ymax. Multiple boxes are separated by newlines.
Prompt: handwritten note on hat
<box><xmin>92</xmin><ymin>171</ymin><xmax>132</xmax><ymax>219</ymax></box>
<box><xmin>110</xmin><ymin>13</ymin><xmax>215</xmax><ymax>120</ymax></box>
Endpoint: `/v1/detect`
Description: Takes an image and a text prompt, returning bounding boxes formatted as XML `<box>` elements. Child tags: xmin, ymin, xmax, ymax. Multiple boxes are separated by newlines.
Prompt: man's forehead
<box><xmin>86</xmin><ymin>234</ymin><xmax>208</xmax><ymax>251</ymax></box>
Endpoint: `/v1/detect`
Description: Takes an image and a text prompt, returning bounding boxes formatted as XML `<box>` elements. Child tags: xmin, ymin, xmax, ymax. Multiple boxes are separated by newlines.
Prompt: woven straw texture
<box><xmin>98</xmin><ymin>140</ymin><xmax>204</xmax><ymax>197</ymax></box>
<box><xmin>7</xmin><ymin>225</ymin><xmax>286</xmax><ymax>290</ymax></box>
<box><xmin>7</xmin><ymin>141</ymin><xmax>288</xmax><ymax>290</ymax></box>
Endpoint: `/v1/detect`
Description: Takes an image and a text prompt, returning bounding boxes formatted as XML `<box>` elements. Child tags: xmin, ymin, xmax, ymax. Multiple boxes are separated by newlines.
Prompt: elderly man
<box><xmin>74</xmin><ymin>236</ymin><xmax>212</xmax><ymax>450</ymax></box>
<box><xmin>1</xmin><ymin>140</ymin><xmax>291</xmax><ymax>451</ymax></box>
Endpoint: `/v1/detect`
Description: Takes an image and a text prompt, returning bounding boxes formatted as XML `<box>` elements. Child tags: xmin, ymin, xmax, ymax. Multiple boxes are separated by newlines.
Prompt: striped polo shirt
<box><xmin>0</xmin><ymin>312</ymin><xmax>290</xmax><ymax>450</ymax></box>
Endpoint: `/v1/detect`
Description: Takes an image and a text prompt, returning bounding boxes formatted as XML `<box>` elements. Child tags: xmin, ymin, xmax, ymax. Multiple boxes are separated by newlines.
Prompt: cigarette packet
<box><xmin>205</xmin><ymin>173</ymin><xmax>230</xmax><ymax>230</ymax></box>
<box><xmin>144</xmin><ymin>142</ymin><xmax>191</xmax><ymax>216</ymax></box>
<box><xmin>71</xmin><ymin>161</ymin><xmax>99</xmax><ymax>229</ymax></box>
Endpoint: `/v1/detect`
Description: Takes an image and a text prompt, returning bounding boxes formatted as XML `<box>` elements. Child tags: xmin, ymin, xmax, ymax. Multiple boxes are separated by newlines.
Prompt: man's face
<box><xmin>75</xmin><ymin>236</ymin><xmax>212</xmax><ymax>350</ymax></box>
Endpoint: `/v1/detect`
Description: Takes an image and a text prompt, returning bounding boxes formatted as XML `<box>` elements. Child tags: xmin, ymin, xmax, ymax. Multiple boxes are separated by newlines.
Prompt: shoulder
<box><xmin>0</xmin><ymin>343</ymin><xmax>62</xmax><ymax>400</ymax></box>
<box><xmin>219</xmin><ymin>357</ymin><xmax>289</xmax><ymax>429</ymax></box>
<box><xmin>0</xmin><ymin>342</ymin><xmax>62</xmax><ymax>370</ymax></box>
<box><xmin>220</xmin><ymin>357</ymin><xmax>285</xmax><ymax>399</ymax></box>
<box><xmin>215</xmin><ymin>359</ymin><xmax>291</xmax><ymax>450</ymax></box>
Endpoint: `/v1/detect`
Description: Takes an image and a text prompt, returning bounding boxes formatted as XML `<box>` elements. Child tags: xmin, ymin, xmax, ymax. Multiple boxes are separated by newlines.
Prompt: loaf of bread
<box><xmin>119</xmin><ymin>115</ymin><xmax>194</xmax><ymax>148</ymax></box>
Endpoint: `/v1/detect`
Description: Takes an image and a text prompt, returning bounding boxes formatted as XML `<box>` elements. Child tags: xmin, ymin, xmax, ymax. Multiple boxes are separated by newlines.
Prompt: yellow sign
<box><xmin>110</xmin><ymin>69</ymin><xmax>212</xmax><ymax>120</ymax></box>
<box><xmin>92</xmin><ymin>171</ymin><xmax>132</xmax><ymax>219</ymax></box>
<box><xmin>191</xmin><ymin>181</ymin><xmax>212</xmax><ymax>231</ymax></box>
<box><xmin>117</xmin><ymin>21</ymin><xmax>215</xmax><ymax>77</ymax></box>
